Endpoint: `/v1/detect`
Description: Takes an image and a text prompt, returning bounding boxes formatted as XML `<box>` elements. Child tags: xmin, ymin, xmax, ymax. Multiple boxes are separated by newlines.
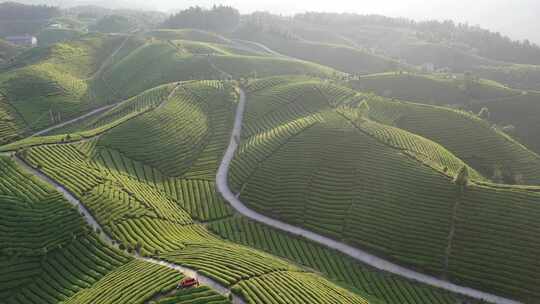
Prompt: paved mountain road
<box><xmin>3</xmin><ymin>153</ymin><xmax>245</xmax><ymax>304</ymax></box>
<box><xmin>215</xmin><ymin>88</ymin><xmax>522</xmax><ymax>304</ymax></box>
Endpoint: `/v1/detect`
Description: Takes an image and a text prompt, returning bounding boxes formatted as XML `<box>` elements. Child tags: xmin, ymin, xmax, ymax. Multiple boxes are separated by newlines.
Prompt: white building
<box><xmin>5</xmin><ymin>35</ymin><xmax>37</xmax><ymax>47</ymax></box>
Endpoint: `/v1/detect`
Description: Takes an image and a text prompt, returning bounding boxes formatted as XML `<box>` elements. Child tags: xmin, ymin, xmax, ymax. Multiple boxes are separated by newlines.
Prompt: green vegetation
<box><xmin>363</xmin><ymin>97</ymin><xmax>540</xmax><ymax>184</ymax></box>
<box><xmin>228</xmin><ymin>77</ymin><xmax>540</xmax><ymax>302</ymax></box>
<box><xmin>63</xmin><ymin>260</ymin><xmax>181</xmax><ymax>304</ymax></box>
<box><xmin>100</xmin><ymin>40</ymin><xmax>340</xmax><ymax>100</ymax></box>
<box><xmin>161</xmin><ymin>6</ymin><xmax>240</xmax><ymax>33</ymax></box>
<box><xmin>233</xmin><ymin>26</ymin><xmax>401</xmax><ymax>75</ymax></box>
<box><xmin>91</xmin><ymin>15</ymin><xmax>136</xmax><ymax>34</ymax></box>
<box><xmin>99</xmin><ymin>81</ymin><xmax>233</xmax><ymax>177</ymax></box>
<box><xmin>471</xmin><ymin>91</ymin><xmax>540</xmax><ymax>154</ymax></box>
<box><xmin>16</xmin><ymin>80</ymin><xmax>382</xmax><ymax>304</ymax></box>
<box><xmin>349</xmin><ymin>72</ymin><xmax>520</xmax><ymax>106</ymax></box>
<box><xmin>0</xmin><ymin>33</ymin><xmax>127</xmax><ymax>141</ymax></box>
<box><xmin>147</xmin><ymin>29</ymin><xmax>231</xmax><ymax>44</ymax></box>
<box><xmin>210</xmin><ymin>217</ymin><xmax>475</xmax><ymax>304</ymax></box>
<box><xmin>36</xmin><ymin>28</ymin><xmax>84</xmax><ymax>46</ymax></box>
<box><xmin>0</xmin><ymin>2</ymin><xmax>60</xmax><ymax>37</ymax></box>
<box><xmin>0</xmin><ymin>155</ymin><xmax>184</xmax><ymax>304</ymax></box>
<box><xmin>3</xmin><ymin>7</ymin><xmax>540</xmax><ymax>303</ymax></box>
<box><xmin>153</xmin><ymin>286</ymin><xmax>231</xmax><ymax>304</ymax></box>
<box><xmin>0</xmin><ymin>38</ymin><xmax>18</xmax><ymax>63</ymax></box>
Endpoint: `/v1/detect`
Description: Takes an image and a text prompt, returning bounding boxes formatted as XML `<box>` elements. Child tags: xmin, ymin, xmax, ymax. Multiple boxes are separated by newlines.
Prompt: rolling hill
<box><xmin>349</xmin><ymin>72</ymin><xmax>520</xmax><ymax>106</ymax></box>
<box><xmin>0</xmin><ymin>78</ymin><xmax>488</xmax><ymax>304</ymax></box>
<box><xmin>0</xmin><ymin>33</ymin><xmax>131</xmax><ymax>144</ymax></box>
<box><xmin>1</xmin><ymin>9</ymin><xmax>540</xmax><ymax>303</ymax></box>
<box><xmin>0</xmin><ymin>39</ymin><xmax>18</xmax><ymax>63</ymax></box>
<box><xmin>470</xmin><ymin>90</ymin><xmax>540</xmax><ymax>155</ymax></box>
<box><xmin>228</xmin><ymin>77</ymin><xmax>540</xmax><ymax>302</ymax></box>
<box><xmin>233</xmin><ymin>26</ymin><xmax>403</xmax><ymax>75</ymax></box>
<box><xmin>7</xmin><ymin>81</ymin><xmax>379</xmax><ymax>304</ymax></box>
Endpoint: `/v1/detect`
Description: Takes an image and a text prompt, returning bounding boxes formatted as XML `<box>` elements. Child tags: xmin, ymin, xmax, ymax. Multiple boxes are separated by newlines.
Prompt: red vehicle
<box><xmin>177</xmin><ymin>277</ymin><xmax>199</xmax><ymax>289</ymax></box>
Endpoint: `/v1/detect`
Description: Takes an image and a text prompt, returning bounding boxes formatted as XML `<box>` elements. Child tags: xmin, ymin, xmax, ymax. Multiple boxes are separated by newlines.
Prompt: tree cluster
<box><xmin>294</xmin><ymin>12</ymin><xmax>540</xmax><ymax>65</ymax></box>
<box><xmin>91</xmin><ymin>15</ymin><xmax>134</xmax><ymax>33</ymax></box>
<box><xmin>0</xmin><ymin>2</ymin><xmax>60</xmax><ymax>20</ymax></box>
<box><xmin>162</xmin><ymin>5</ymin><xmax>240</xmax><ymax>32</ymax></box>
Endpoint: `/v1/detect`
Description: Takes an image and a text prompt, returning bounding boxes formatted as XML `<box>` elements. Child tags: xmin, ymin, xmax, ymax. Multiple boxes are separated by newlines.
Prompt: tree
<box><xmin>135</xmin><ymin>242</ymin><xmax>142</xmax><ymax>254</ymax></box>
<box><xmin>502</xmin><ymin>125</ymin><xmax>516</xmax><ymax>135</ymax></box>
<box><xmin>92</xmin><ymin>15</ymin><xmax>135</xmax><ymax>33</ymax></box>
<box><xmin>492</xmin><ymin>165</ymin><xmax>504</xmax><ymax>184</ymax></box>
<box><xmin>161</xmin><ymin>6</ymin><xmax>240</xmax><ymax>32</ymax></box>
<box><xmin>478</xmin><ymin>107</ymin><xmax>490</xmax><ymax>120</ymax></box>
<box><xmin>454</xmin><ymin>166</ymin><xmax>469</xmax><ymax>189</ymax></box>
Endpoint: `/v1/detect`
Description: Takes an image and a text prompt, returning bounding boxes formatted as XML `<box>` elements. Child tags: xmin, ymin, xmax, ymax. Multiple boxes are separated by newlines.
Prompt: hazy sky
<box><xmin>135</xmin><ymin>0</ymin><xmax>540</xmax><ymax>44</ymax></box>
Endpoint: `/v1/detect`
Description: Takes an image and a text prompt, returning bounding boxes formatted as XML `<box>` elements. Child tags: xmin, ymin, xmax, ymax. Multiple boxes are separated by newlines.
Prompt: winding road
<box><xmin>2</xmin><ymin>84</ymin><xmax>523</xmax><ymax>304</ymax></box>
<box><xmin>4</xmin><ymin>153</ymin><xmax>245</xmax><ymax>304</ymax></box>
<box><xmin>216</xmin><ymin>88</ymin><xmax>522</xmax><ymax>304</ymax></box>
<box><xmin>31</xmin><ymin>105</ymin><xmax>115</xmax><ymax>137</ymax></box>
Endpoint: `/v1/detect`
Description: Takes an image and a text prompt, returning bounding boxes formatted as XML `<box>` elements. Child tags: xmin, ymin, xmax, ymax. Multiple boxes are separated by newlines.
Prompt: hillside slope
<box><xmin>228</xmin><ymin>77</ymin><xmax>540</xmax><ymax>302</ymax></box>
<box><xmin>0</xmin><ymin>39</ymin><xmax>18</xmax><ymax>63</ymax></box>
<box><xmin>99</xmin><ymin>39</ymin><xmax>340</xmax><ymax>100</ymax></box>
<box><xmin>349</xmin><ymin>73</ymin><xmax>520</xmax><ymax>106</ymax></box>
<box><xmin>233</xmin><ymin>27</ymin><xmax>402</xmax><ymax>75</ymax></box>
<box><xmin>0</xmin><ymin>33</ymin><xmax>134</xmax><ymax>144</ymax></box>
<box><xmin>14</xmin><ymin>81</ymin><xmax>380</xmax><ymax>304</ymax></box>
<box><xmin>0</xmin><ymin>155</ymin><xmax>188</xmax><ymax>303</ymax></box>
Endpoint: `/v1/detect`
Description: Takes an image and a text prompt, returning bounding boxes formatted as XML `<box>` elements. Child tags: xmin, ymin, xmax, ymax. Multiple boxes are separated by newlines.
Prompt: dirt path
<box><xmin>230</xmin><ymin>39</ymin><xmax>287</xmax><ymax>58</ymax></box>
<box><xmin>215</xmin><ymin>88</ymin><xmax>522</xmax><ymax>304</ymax></box>
<box><xmin>5</xmin><ymin>153</ymin><xmax>245</xmax><ymax>304</ymax></box>
<box><xmin>30</xmin><ymin>105</ymin><xmax>115</xmax><ymax>137</ymax></box>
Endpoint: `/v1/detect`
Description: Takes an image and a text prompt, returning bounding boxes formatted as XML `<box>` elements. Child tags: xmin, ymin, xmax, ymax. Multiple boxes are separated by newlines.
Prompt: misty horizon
<box><xmin>5</xmin><ymin>0</ymin><xmax>539</xmax><ymax>44</ymax></box>
<box><xmin>58</xmin><ymin>0</ymin><xmax>540</xmax><ymax>44</ymax></box>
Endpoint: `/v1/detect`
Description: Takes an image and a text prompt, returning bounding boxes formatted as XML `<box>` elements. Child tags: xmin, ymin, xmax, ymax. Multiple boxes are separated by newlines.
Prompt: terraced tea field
<box><xmin>0</xmin><ymin>33</ymin><xmax>133</xmax><ymax>142</ymax></box>
<box><xmin>0</xmin><ymin>156</ymin><xmax>191</xmax><ymax>304</ymax></box>
<box><xmin>349</xmin><ymin>73</ymin><xmax>521</xmax><ymax>106</ymax></box>
<box><xmin>228</xmin><ymin>77</ymin><xmax>540</xmax><ymax>302</ymax></box>
<box><xmin>363</xmin><ymin>97</ymin><xmax>540</xmax><ymax>184</ymax></box>
<box><xmin>6</xmin><ymin>79</ymin><xmax>424</xmax><ymax>304</ymax></box>
<box><xmin>2</xmin><ymin>19</ymin><xmax>539</xmax><ymax>303</ymax></box>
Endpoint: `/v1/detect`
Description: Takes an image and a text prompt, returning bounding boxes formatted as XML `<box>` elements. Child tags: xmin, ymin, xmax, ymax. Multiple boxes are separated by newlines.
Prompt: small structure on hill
<box><xmin>5</xmin><ymin>35</ymin><xmax>37</xmax><ymax>47</ymax></box>
<box><xmin>177</xmin><ymin>277</ymin><xmax>199</xmax><ymax>289</ymax></box>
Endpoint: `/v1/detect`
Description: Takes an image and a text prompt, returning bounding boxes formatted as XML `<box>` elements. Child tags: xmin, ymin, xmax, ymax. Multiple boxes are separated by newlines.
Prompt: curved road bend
<box><xmin>216</xmin><ymin>88</ymin><xmax>522</xmax><ymax>304</ymax></box>
<box><xmin>5</xmin><ymin>153</ymin><xmax>245</xmax><ymax>304</ymax></box>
